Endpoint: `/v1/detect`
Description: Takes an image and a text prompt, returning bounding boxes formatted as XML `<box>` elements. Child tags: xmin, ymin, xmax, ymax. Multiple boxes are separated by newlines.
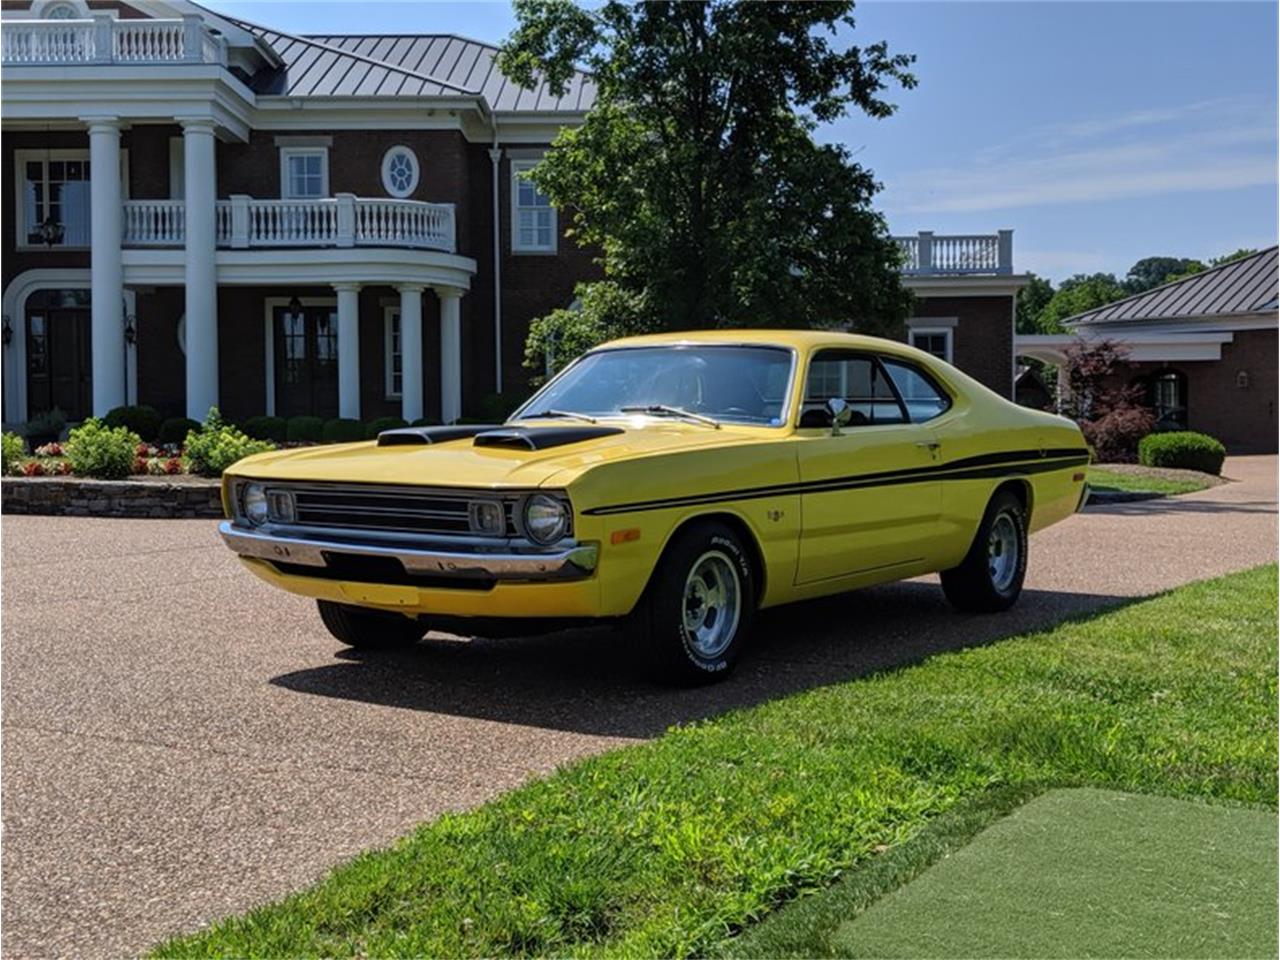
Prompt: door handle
<box><xmin>916</xmin><ymin>440</ymin><xmax>941</xmax><ymax>458</ymax></box>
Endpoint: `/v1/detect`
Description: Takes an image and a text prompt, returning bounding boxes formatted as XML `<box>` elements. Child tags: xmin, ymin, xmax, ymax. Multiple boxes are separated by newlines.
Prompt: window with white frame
<box><xmin>280</xmin><ymin>148</ymin><xmax>328</xmax><ymax>199</ymax></box>
<box><xmin>511</xmin><ymin>159</ymin><xmax>556</xmax><ymax>253</ymax></box>
<box><xmin>384</xmin><ymin>307</ymin><xmax>402</xmax><ymax>398</ymax></box>
<box><xmin>909</xmin><ymin>327</ymin><xmax>953</xmax><ymax>364</ymax></box>
<box><xmin>18</xmin><ymin>151</ymin><xmax>92</xmax><ymax>248</ymax></box>
<box><xmin>381</xmin><ymin>145</ymin><xmax>419</xmax><ymax>198</ymax></box>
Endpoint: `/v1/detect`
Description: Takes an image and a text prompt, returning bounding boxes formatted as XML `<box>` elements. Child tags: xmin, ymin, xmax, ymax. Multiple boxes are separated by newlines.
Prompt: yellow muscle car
<box><xmin>220</xmin><ymin>330</ymin><xmax>1089</xmax><ymax>683</ymax></box>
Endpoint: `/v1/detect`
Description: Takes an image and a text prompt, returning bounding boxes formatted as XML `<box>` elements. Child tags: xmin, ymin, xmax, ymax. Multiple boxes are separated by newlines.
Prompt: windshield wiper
<box><xmin>619</xmin><ymin>404</ymin><xmax>721</xmax><ymax>429</ymax></box>
<box><xmin>521</xmin><ymin>409</ymin><xmax>598</xmax><ymax>423</ymax></box>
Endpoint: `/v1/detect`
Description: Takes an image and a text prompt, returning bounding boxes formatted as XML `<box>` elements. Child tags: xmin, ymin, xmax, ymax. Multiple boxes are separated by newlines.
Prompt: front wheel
<box><xmin>940</xmin><ymin>490</ymin><xmax>1028</xmax><ymax>613</ymax></box>
<box><xmin>317</xmin><ymin>600</ymin><xmax>426</xmax><ymax>650</ymax></box>
<box><xmin>625</xmin><ymin>521</ymin><xmax>756</xmax><ymax>684</ymax></box>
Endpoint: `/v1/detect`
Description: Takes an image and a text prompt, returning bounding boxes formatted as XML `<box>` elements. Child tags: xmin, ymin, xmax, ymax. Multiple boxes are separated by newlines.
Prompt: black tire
<box><xmin>625</xmin><ymin>520</ymin><xmax>756</xmax><ymax>684</ymax></box>
<box><xmin>940</xmin><ymin>489</ymin><xmax>1028</xmax><ymax>613</ymax></box>
<box><xmin>316</xmin><ymin>600</ymin><xmax>426</xmax><ymax>650</ymax></box>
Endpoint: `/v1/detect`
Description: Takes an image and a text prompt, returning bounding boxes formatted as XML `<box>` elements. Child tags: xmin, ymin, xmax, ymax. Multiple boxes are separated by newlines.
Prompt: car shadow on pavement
<box><xmin>269</xmin><ymin>580</ymin><xmax>1136</xmax><ymax>739</ymax></box>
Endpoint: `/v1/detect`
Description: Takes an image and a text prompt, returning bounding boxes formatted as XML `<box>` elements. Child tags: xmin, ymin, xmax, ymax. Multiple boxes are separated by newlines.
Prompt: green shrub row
<box><xmin>2</xmin><ymin>432</ymin><xmax>26</xmax><ymax>474</ymax></box>
<box><xmin>64</xmin><ymin>419</ymin><xmax>141</xmax><ymax>480</ymax></box>
<box><xmin>183</xmin><ymin>408</ymin><xmax>274</xmax><ymax>478</ymax></box>
<box><xmin>1138</xmin><ymin>431</ymin><xmax>1226</xmax><ymax>475</ymax></box>
<box><xmin>239</xmin><ymin>415</ymin><xmax>414</xmax><ymax>443</ymax></box>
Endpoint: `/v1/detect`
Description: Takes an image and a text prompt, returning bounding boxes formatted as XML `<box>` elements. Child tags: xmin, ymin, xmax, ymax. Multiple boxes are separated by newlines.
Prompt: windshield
<box><xmin>512</xmin><ymin>345</ymin><xmax>795</xmax><ymax>427</ymax></box>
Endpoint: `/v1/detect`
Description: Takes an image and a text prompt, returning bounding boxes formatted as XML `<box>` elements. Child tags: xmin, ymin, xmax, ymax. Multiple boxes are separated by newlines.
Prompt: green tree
<box><xmin>1210</xmin><ymin>247</ymin><xmax>1258</xmax><ymax>266</ymax></box>
<box><xmin>1015</xmin><ymin>273</ymin><xmax>1054</xmax><ymax>335</ymax></box>
<box><xmin>1034</xmin><ymin>273</ymin><xmax>1129</xmax><ymax>333</ymax></box>
<box><xmin>1124</xmin><ymin>257</ymin><xmax>1205</xmax><ymax>293</ymax></box>
<box><xmin>499</xmin><ymin>0</ymin><xmax>918</xmax><ymax>374</ymax></box>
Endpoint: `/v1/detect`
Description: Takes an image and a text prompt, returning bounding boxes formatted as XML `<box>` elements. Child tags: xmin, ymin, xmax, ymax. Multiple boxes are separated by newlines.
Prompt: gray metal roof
<box><xmin>1068</xmin><ymin>247</ymin><xmax>1279</xmax><ymax>326</ymax></box>
<box><xmin>227</xmin><ymin>17</ymin><xmax>596</xmax><ymax>112</ymax></box>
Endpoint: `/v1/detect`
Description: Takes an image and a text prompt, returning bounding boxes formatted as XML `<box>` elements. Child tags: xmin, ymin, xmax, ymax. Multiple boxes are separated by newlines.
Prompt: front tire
<box><xmin>940</xmin><ymin>490</ymin><xmax>1028</xmax><ymax>613</ymax></box>
<box><xmin>625</xmin><ymin>521</ymin><xmax>756</xmax><ymax>684</ymax></box>
<box><xmin>317</xmin><ymin>600</ymin><xmax>426</xmax><ymax>650</ymax></box>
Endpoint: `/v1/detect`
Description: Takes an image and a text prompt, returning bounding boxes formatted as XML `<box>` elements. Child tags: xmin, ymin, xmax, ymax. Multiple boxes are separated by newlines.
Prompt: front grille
<box><xmin>281</xmin><ymin>484</ymin><xmax>520</xmax><ymax>538</ymax></box>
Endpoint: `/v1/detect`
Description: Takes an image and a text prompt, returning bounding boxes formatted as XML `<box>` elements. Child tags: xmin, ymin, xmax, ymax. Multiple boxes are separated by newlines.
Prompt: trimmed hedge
<box><xmin>102</xmin><ymin>405</ymin><xmax>163</xmax><ymax>442</ymax></box>
<box><xmin>364</xmin><ymin>416</ymin><xmax>408</xmax><ymax>439</ymax></box>
<box><xmin>158</xmin><ymin>417</ymin><xmax>202</xmax><ymax>446</ymax></box>
<box><xmin>323</xmin><ymin>418</ymin><xmax>367</xmax><ymax>443</ymax></box>
<box><xmin>243</xmin><ymin>415</ymin><xmax>288</xmax><ymax>443</ymax></box>
<box><xmin>286</xmin><ymin>416</ymin><xmax>325</xmax><ymax>443</ymax></box>
<box><xmin>1138</xmin><ymin>431</ymin><xmax>1226</xmax><ymax>475</ymax></box>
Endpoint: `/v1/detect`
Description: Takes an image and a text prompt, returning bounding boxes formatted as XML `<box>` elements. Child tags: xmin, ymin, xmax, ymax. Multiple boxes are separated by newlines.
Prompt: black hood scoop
<box><xmin>377</xmin><ymin>425</ymin><xmax>500</xmax><ymax>447</ymax></box>
<box><xmin>472</xmin><ymin>425</ymin><xmax>625</xmax><ymax>450</ymax></box>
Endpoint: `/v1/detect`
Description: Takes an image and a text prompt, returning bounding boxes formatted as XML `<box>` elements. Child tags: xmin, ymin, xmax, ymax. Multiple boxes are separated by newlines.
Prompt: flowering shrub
<box><xmin>34</xmin><ymin>441</ymin><xmax>63</xmax><ymax>458</ymax></box>
<box><xmin>65</xmin><ymin>419</ymin><xmax>142</xmax><ymax>479</ymax></box>
<box><xmin>145</xmin><ymin>456</ymin><xmax>184</xmax><ymax>476</ymax></box>
<box><xmin>183</xmin><ymin>407</ymin><xmax>274</xmax><ymax>477</ymax></box>
<box><xmin>2</xmin><ymin>432</ymin><xmax>25</xmax><ymax>475</ymax></box>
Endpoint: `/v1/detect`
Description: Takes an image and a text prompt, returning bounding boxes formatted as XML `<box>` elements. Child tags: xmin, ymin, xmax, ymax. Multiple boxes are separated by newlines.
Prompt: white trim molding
<box><xmin>380</xmin><ymin>145</ymin><xmax>420</xmax><ymax>199</ymax></box>
<box><xmin>383</xmin><ymin>303</ymin><xmax>402</xmax><ymax>399</ymax></box>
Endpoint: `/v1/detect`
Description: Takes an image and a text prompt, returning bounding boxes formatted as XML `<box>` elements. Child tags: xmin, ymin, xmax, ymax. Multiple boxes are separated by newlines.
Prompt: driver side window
<box><xmin>800</xmin><ymin>351</ymin><xmax>906</xmax><ymax>428</ymax></box>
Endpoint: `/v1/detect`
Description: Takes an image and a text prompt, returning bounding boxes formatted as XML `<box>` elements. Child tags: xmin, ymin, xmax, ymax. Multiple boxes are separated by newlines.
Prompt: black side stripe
<box><xmin>582</xmin><ymin>448</ymin><xmax>1089</xmax><ymax>516</ymax></box>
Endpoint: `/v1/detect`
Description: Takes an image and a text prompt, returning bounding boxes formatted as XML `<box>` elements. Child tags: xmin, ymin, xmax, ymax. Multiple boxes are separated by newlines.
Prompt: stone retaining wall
<box><xmin>1</xmin><ymin>477</ymin><xmax>223</xmax><ymax>519</ymax></box>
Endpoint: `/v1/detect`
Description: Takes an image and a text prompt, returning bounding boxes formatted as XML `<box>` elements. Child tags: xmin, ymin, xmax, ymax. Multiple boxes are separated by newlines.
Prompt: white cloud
<box><xmin>885</xmin><ymin>96</ymin><xmax>1278</xmax><ymax>214</ymax></box>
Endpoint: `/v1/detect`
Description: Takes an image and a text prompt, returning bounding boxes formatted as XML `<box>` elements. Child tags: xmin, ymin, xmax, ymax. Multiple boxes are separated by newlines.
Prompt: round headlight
<box><xmin>523</xmin><ymin>494</ymin><xmax>569</xmax><ymax>544</ymax></box>
<box><xmin>242</xmin><ymin>483</ymin><xmax>268</xmax><ymax>526</ymax></box>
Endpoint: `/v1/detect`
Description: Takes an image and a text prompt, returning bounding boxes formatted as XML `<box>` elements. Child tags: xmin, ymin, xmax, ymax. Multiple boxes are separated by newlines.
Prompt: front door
<box><xmin>26</xmin><ymin>292</ymin><xmax>92</xmax><ymax>421</ymax></box>
<box><xmin>274</xmin><ymin>305</ymin><xmax>338</xmax><ymax>418</ymax></box>
<box><xmin>794</xmin><ymin>350</ymin><xmax>942</xmax><ymax>584</ymax></box>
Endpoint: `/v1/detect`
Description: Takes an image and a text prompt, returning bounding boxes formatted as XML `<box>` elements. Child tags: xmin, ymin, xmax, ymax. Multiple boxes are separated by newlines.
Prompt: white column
<box><xmin>85</xmin><ymin>117</ymin><xmax>126</xmax><ymax>415</ymax></box>
<box><xmin>438</xmin><ymin>287</ymin><xmax>463</xmax><ymax>425</ymax></box>
<box><xmin>398</xmin><ymin>284</ymin><xmax>424</xmax><ymax>423</ymax></box>
<box><xmin>181</xmin><ymin>117</ymin><xmax>218</xmax><ymax>421</ymax></box>
<box><xmin>334</xmin><ymin>282</ymin><xmax>361</xmax><ymax>420</ymax></box>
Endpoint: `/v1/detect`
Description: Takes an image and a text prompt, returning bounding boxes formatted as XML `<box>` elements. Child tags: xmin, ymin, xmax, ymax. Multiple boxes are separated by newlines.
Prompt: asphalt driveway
<box><xmin>2</xmin><ymin>455</ymin><xmax>1275</xmax><ymax>958</ymax></box>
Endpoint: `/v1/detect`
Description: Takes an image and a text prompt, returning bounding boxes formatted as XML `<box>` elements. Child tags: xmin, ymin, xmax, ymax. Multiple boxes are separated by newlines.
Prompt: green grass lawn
<box><xmin>155</xmin><ymin>566</ymin><xmax>1277</xmax><ymax>959</ymax></box>
<box><xmin>1089</xmin><ymin>465</ymin><xmax>1215</xmax><ymax>496</ymax></box>
<box><xmin>759</xmin><ymin>788</ymin><xmax>1277</xmax><ymax>959</ymax></box>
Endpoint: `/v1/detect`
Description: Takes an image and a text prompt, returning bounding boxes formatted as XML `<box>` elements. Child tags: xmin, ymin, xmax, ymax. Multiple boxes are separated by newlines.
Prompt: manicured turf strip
<box><xmin>1088</xmin><ymin>465</ymin><xmax>1213</xmax><ymax>496</ymax></box>
<box><xmin>154</xmin><ymin>566</ymin><xmax>1277</xmax><ymax>958</ymax></box>
<box><xmin>833</xmin><ymin>789</ymin><xmax>1277</xmax><ymax>959</ymax></box>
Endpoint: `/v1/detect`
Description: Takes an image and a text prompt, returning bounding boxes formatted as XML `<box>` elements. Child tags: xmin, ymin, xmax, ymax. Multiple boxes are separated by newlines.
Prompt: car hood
<box><xmin>228</xmin><ymin>421</ymin><xmax>763</xmax><ymax>490</ymax></box>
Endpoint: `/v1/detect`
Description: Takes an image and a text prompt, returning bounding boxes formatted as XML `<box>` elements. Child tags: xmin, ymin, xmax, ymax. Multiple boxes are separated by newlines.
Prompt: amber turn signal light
<box><xmin>610</xmin><ymin>528</ymin><xmax>641</xmax><ymax>545</ymax></box>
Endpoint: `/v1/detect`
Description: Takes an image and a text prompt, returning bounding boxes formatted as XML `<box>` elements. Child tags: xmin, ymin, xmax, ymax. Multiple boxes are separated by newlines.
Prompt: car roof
<box><xmin>597</xmin><ymin>329</ymin><xmax>911</xmax><ymax>352</ymax></box>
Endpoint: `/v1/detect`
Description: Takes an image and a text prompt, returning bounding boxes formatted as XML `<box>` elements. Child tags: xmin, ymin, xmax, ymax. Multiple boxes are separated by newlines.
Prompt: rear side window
<box><xmin>881</xmin><ymin>358</ymin><xmax>952</xmax><ymax>423</ymax></box>
<box><xmin>801</xmin><ymin>351</ymin><xmax>905</xmax><ymax>426</ymax></box>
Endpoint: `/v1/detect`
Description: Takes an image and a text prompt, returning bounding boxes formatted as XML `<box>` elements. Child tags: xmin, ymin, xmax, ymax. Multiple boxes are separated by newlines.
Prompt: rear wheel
<box><xmin>317</xmin><ymin>600</ymin><xmax>426</xmax><ymax>650</ymax></box>
<box><xmin>940</xmin><ymin>490</ymin><xmax>1028</xmax><ymax>613</ymax></box>
<box><xmin>625</xmin><ymin>521</ymin><xmax>756</xmax><ymax>684</ymax></box>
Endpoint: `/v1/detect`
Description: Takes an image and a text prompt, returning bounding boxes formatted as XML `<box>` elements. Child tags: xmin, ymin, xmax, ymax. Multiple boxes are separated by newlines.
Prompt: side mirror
<box><xmin>826</xmin><ymin>397</ymin><xmax>852</xmax><ymax>435</ymax></box>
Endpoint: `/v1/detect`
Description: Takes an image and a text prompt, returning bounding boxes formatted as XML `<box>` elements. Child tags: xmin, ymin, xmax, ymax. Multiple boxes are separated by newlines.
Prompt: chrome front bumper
<box><xmin>218</xmin><ymin>522</ymin><xmax>598</xmax><ymax>582</ymax></box>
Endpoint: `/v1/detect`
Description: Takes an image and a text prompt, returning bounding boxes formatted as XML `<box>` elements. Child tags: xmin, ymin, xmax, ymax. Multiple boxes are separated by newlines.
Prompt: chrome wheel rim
<box><xmin>988</xmin><ymin>512</ymin><xmax>1020</xmax><ymax>592</ymax></box>
<box><xmin>681</xmin><ymin>550</ymin><xmax>741</xmax><ymax>659</ymax></box>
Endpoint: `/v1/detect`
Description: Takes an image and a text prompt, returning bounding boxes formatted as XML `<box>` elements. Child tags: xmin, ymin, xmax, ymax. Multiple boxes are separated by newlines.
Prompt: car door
<box><xmin>794</xmin><ymin>350</ymin><xmax>943</xmax><ymax>584</ymax></box>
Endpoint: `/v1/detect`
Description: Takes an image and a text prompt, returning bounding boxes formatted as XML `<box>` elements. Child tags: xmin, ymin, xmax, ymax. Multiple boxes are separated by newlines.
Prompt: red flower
<box><xmin>21</xmin><ymin>461</ymin><xmax>44</xmax><ymax>477</ymax></box>
<box><xmin>165</xmin><ymin>457</ymin><xmax>182</xmax><ymax>475</ymax></box>
<box><xmin>132</xmin><ymin>457</ymin><xmax>148</xmax><ymax>474</ymax></box>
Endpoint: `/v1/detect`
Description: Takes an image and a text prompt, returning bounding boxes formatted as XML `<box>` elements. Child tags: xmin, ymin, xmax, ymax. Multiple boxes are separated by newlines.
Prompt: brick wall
<box><xmin>1117</xmin><ymin>327</ymin><xmax>1277</xmax><ymax>454</ymax></box>
<box><xmin>911</xmin><ymin>295</ymin><xmax>1014</xmax><ymax>397</ymax></box>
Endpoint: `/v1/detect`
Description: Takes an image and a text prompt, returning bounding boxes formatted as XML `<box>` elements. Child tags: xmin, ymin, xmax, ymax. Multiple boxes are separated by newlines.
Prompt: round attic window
<box><xmin>381</xmin><ymin>146</ymin><xmax>420</xmax><ymax>199</ymax></box>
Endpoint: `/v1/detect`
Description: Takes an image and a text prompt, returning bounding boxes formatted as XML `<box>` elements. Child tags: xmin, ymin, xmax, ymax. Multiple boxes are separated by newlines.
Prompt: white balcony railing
<box><xmin>122</xmin><ymin>196</ymin><xmax>457</xmax><ymax>254</ymax></box>
<box><xmin>1</xmin><ymin>15</ymin><xmax>226</xmax><ymax>66</ymax></box>
<box><xmin>894</xmin><ymin>230</ymin><xmax>1013</xmax><ymax>276</ymax></box>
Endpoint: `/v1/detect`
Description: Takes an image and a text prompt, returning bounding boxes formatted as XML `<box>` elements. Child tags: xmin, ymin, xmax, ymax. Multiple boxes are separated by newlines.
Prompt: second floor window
<box><xmin>281</xmin><ymin>148</ymin><xmax>328</xmax><ymax>199</ymax></box>
<box><xmin>909</xmin><ymin>327</ymin><xmax>953</xmax><ymax>364</ymax></box>
<box><xmin>21</xmin><ymin>155</ymin><xmax>92</xmax><ymax>248</ymax></box>
<box><xmin>512</xmin><ymin>160</ymin><xmax>556</xmax><ymax>253</ymax></box>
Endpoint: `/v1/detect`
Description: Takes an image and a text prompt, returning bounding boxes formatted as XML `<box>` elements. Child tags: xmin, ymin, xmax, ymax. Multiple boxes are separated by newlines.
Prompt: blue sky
<box><xmin>204</xmin><ymin>0</ymin><xmax>1278</xmax><ymax>283</ymax></box>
